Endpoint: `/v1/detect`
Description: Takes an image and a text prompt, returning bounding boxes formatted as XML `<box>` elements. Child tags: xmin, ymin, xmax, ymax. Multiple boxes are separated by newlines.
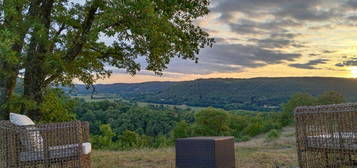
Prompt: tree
<box><xmin>172</xmin><ymin>120</ymin><xmax>192</xmax><ymax>139</ymax></box>
<box><xmin>280</xmin><ymin>93</ymin><xmax>317</xmax><ymax>126</ymax></box>
<box><xmin>0</xmin><ymin>0</ymin><xmax>214</xmax><ymax>120</ymax></box>
<box><xmin>193</xmin><ymin>107</ymin><xmax>231</xmax><ymax>136</ymax></box>
<box><xmin>92</xmin><ymin>124</ymin><xmax>116</xmax><ymax>149</ymax></box>
<box><xmin>119</xmin><ymin>130</ymin><xmax>148</xmax><ymax>149</ymax></box>
<box><xmin>317</xmin><ymin>91</ymin><xmax>346</xmax><ymax>105</ymax></box>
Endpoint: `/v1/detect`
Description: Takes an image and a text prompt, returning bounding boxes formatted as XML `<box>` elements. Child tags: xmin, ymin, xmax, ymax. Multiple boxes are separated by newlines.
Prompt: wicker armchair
<box><xmin>0</xmin><ymin>120</ymin><xmax>91</xmax><ymax>168</ymax></box>
<box><xmin>295</xmin><ymin>103</ymin><xmax>357</xmax><ymax>168</ymax></box>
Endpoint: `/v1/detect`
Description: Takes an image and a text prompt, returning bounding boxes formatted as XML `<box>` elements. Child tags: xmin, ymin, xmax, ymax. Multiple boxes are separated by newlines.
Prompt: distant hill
<box><xmin>67</xmin><ymin>77</ymin><xmax>357</xmax><ymax>111</ymax></box>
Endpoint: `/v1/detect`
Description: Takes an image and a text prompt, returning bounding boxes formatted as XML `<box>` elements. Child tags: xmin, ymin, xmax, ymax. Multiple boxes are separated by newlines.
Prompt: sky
<box><xmin>97</xmin><ymin>0</ymin><xmax>357</xmax><ymax>83</ymax></box>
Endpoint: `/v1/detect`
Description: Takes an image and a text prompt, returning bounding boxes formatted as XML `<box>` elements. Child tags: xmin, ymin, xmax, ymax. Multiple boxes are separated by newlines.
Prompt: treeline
<box><xmin>69</xmin><ymin>77</ymin><xmax>357</xmax><ymax>111</ymax></box>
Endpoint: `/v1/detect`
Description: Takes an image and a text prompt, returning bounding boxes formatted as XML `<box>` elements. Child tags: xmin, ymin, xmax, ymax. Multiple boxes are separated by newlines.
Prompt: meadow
<box><xmin>92</xmin><ymin>127</ymin><xmax>298</xmax><ymax>168</ymax></box>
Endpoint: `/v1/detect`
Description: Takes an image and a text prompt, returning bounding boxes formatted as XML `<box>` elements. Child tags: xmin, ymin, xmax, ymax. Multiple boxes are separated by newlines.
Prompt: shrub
<box><xmin>240</xmin><ymin>136</ymin><xmax>251</xmax><ymax>142</ymax></box>
<box><xmin>92</xmin><ymin>124</ymin><xmax>115</xmax><ymax>149</ymax></box>
<box><xmin>265</xmin><ymin>129</ymin><xmax>281</xmax><ymax>141</ymax></box>
<box><xmin>172</xmin><ymin>121</ymin><xmax>192</xmax><ymax>139</ymax></box>
<box><xmin>194</xmin><ymin>107</ymin><xmax>231</xmax><ymax>136</ymax></box>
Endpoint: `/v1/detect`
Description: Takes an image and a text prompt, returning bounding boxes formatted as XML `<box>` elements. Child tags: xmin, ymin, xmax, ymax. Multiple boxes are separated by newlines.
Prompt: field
<box><xmin>71</xmin><ymin>94</ymin><xmax>123</xmax><ymax>102</ymax></box>
<box><xmin>72</xmin><ymin>94</ymin><xmax>205</xmax><ymax>111</ymax></box>
<box><xmin>92</xmin><ymin>127</ymin><xmax>298</xmax><ymax>168</ymax></box>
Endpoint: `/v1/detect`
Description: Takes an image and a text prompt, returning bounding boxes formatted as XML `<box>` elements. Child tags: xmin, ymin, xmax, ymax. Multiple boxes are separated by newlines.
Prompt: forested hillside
<box><xmin>68</xmin><ymin>77</ymin><xmax>357</xmax><ymax>111</ymax></box>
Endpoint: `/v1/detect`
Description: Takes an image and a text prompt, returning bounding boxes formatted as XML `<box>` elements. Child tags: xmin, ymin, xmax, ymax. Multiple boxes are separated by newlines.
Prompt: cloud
<box><xmin>336</xmin><ymin>58</ymin><xmax>357</xmax><ymax>67</ymax></box>
<box><xmin>347</xmin><ymin>15</ymin><xmax>357</xmax><ymax>21</ymax></box>
<box><xmin>289</xmin><ymin>59</ymin><xmax>329</xmax><ymax>69</ymax></box>
<box><xmin>250</xmin><ymin>33</ymin><xmax>303</xmax><ymax>49</ymax></box>
<box><xmin>166</xmin><ymin>60</ymin><xmax>242</xmax><ymax>75</ymax></box>
<box><xmin>200</xmin><ymin>44</ymin><xmax>301</xmax><ymax>65</ymax></box>
<box><xmin>345</xmin><ymin>0</ymin><xmax>357</xmax><ymax>9</ymax></box>
<box><xmin>104</xmin><ymin>0</ymin><xmax>353</xmax><ymax>78</ymax></box>
<box><xmin>274</xmin><ymin>1</ymin><xmax>338</xmax><ymax>21</ymax></box>
<box><xmin>322</xmin><ymin>50</ymin><xmax>336</xmax><ymax>54</ymax></box>
<box><xmin>228</xmin><ymin>18</ymin><xmax>300</xmax><ymax>35</ymax></box>
<box><xmin>162</xmin><ymin>43</ymin><xmax>302</xmax><ymax>75</ymax></box>
<box><xmin>213</xmin><ymin>0</ymin><xmax>339</xmax><ymax>22</ymax></box>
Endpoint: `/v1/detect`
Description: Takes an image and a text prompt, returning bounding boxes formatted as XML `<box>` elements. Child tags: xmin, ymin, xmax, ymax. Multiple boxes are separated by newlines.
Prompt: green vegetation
<box><xmin>92</xmin><ymin>127</ymin><xmax>299</xmax><ymax>168</ymax></box>
<box><xmin>74</xmin><ymin>100</ymin><xmax>283</xmax><ymax>150</ymax></box>
<box><xmin>0</xmin><ymin>0</ymin><xmax>213</xmax><ymax>120</ymax></box>
<box><xmin>265</xmin><ymin>129</ymin><xmax>281</xmax><ymax>141</ymax></box>
<box><xmin>71</xmin><ymin>90</ymin><xmax>347</xmax><ymax>150</ymax></box>
<box><xmin>5</xmin><ymin>88</ymin><xmax>76</xmax><ymax>123</ymax></box>
<box><xmin>280</xmin><ymin>91</ymin><xmax>346</xmax><ymax>126</ymax></box>
<box><xmin>69</xmin><ymin>77</ymin><xmax>357</xmax><ymax>111</ymax></box>
<box><xmin>74</xmin><ymin>99</ymin><xmax>194</xmax><ymax>150</ymax></box>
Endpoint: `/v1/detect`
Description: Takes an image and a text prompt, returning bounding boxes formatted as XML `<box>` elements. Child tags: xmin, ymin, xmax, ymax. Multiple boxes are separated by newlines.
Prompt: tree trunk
<box><xmin>2</xmin><ymin>72</ymin><xmax>18</xmax><ymax>119</ymax></box>
<box><xmin>0</xmin><ymin>84</ymin><xmax>6</xmax><ymax>120</ymax></box>
<box><xmin>23</xmin><ymin>0</ymin><xmax>54</xmax><ymax>121</ymax></box>
<box><xmin>23</xmin><ymin>58</ymin><xmax>46</xmax><ymax>121</ymax></box>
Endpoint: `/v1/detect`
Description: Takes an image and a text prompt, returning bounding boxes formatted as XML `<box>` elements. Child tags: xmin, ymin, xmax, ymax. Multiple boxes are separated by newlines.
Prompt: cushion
<box><xmin>19</xmin><ymin>142</ymin><xmax>92</xmax><ymax>161</ymax></box>
<box><xmin>306</xmin><ymin>132</ymin><xmax>357</xmax><ymax>150</ymax></box>
<box><xmin>9</xmin><ymin>113</ymin><xmax>44</xmax><ymax>152</ymax></box>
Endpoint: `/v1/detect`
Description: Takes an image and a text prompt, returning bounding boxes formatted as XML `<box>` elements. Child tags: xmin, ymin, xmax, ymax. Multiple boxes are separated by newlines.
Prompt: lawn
<box><xmin>92</xmin><ymin>127</ymin><xmax>298</xmax><ymax>168</ymax></box>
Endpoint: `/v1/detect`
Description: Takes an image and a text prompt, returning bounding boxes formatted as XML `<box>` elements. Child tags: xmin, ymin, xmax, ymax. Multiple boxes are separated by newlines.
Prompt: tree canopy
<box><xmin>0</xmin><ymin>0</ymin><xmax>214</xmax><ymax>120</ymax></box>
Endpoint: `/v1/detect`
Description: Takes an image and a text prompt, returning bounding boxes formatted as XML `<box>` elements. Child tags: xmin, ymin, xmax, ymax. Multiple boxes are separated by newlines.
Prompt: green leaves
<box><xmin>1</xmin><ymin>0</ymin><xmax>213</xmax><ymax>119</ymax></box>
<box><xmin>194</xmin><ymin>107</ymin><xmax>231</xmax><ymax>136</ymax></box>
<box><xmin>280</xmin><ymin>91</ymin><xmax>347</xmax><ymax>126</ymax></box>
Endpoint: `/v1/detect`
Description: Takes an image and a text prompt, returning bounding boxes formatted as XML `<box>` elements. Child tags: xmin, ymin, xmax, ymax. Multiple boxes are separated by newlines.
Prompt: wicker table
<box><xmin>176</xmin><ymin>136</ymin><xmax>235</xmax><ymax>168</ymax></box>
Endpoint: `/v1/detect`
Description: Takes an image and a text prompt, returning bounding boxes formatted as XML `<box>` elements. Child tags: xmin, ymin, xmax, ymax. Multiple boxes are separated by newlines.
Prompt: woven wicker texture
<box><xmin>0</xmin><ymin>120</ymin><xmax>91</xmax><ymax>168</ymax></box>
<box><xmin>295</xmin><ymin>103</ymin><xmax>357</xmax><ymax>168</ymax></box>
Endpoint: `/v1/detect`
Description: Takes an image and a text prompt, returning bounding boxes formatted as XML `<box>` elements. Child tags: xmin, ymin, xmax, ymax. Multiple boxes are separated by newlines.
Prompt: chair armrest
<box><xmin>81</xmin><ymin>121</ymin><xmax>90</xmax><ymax>142</ymax></box>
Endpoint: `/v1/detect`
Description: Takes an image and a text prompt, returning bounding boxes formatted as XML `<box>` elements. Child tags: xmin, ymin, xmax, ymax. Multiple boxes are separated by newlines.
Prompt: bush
<box><xmin>194</xmin><ymin>107</ymin><xmax>231</xmax><ymax>136</ymax></box>
<box><xmin>265</xmin><ymin>129</ymin><xmax>281</xmax><ymax>141</ymax></box>
<box><xmin>92</xmin><ymin>124</ymin><xmax>116</xmax><ymax>149</ymax></box>
<box><xmin>118</xmin><ymin>130</ymin><xmax>149</xmax><ymax>149</ymax></box>
<box><xmin>172</xmin><ymin>121</ymin><xmax>192</xmax><ymax>139</ymax></box>
<box><xmin>240</xmin><ymin>136</ymin><xmax>251</xmax><ymax>142</ymax></box>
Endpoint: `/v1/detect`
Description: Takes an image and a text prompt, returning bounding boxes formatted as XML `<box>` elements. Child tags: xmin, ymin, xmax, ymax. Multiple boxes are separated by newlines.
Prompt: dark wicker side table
<box><xmin>176</xmin><ymin>136</ymin><xmax>235</xmax><ymax>168</ymax></box>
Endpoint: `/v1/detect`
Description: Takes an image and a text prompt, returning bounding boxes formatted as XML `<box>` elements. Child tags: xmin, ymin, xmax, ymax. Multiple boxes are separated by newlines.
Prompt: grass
<box><xmin>135</xmin><ymin>101</ymin><xmax>205</xmax><ymax>111</ymax></box>
<box><xmin>92</xmin><ymin>127</ymin><xmax>299</xmax><ymax>168</ymax></box>
<box><xmin>71</xmin><ymin>94</ymin><xmax>124</xmax><ymax>102</ymax></box>
<box><xmin>72</xmin><ymin>94</ymin><xmax>205</xmax><ymax>111</ymax></box>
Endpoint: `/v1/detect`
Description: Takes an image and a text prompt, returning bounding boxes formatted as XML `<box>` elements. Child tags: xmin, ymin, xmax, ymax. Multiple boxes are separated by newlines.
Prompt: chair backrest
<box><xmin>0</xmin><ymin>121</ymin><xmax>23</xmax><ymax>167</ymax></box>
<box><xmin>9</xmin><ymin>113</ymin><xmax>44</xmax><ymax>152</ymax></box>
<box><xmin>295</xmin><ymin>103</ymin><xmax>357</xmax><ymax>138</ymax></box>
<box><xmin>294</xmin><ymin>103</ymin><xmax>357</xmax><ymax>168</ymax></box>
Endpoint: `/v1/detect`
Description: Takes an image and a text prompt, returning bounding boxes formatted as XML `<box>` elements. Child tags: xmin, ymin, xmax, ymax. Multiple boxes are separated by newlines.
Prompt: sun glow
<box><xmin>349</xmin><ymin>67</ymin><xmax>357</xmax><ymax>78</ymax></box>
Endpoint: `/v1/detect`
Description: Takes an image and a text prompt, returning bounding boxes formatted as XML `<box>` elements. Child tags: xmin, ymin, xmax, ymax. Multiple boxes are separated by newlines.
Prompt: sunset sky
<box><xmin>98</xmin><ymin>0</ymin><xmax>357</xmax><ymax>83</ymax></box>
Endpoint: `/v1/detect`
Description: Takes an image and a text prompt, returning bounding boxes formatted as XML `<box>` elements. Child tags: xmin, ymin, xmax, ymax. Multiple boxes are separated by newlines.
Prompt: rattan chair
<box><xmin>0</xmin><ymin>120</ymin><xmax>91</xmax><ymax>168</ymax></box>
<box><xmin>295</xmin><ymin>103</ymin><xmax>357</xmax><ymax>168</ymax></box>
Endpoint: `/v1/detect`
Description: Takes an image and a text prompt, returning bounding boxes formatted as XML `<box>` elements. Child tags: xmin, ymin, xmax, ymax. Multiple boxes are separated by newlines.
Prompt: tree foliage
<box><xmin>280</xmin><ymin>93</ymin><xmax>317</xmax><ymax>126</ymax></box>
<box><xmin>317</xmin><ymin>91</ymin><xmax>345</xmax><ymax>105</ymax></box>
<box><xmin>193</xmin><ymin>107</ymin><xmax>231</xmax><ymax>136</ymax></box>
<box><xmin>172</xmin><ymin>120</ymin><xmax>192</xmax><ymax>139</ymax></box>
<box><xmin>0</xmin><ymin>0</ymin><xmax>214</xmax><ymax>120</ymax></box>
<box><xmin>280</xmin><ymin>91</ymin><xmax>346</xmax><ymax>126</ymax></box>
<box><xmin>70</xmin><ymin>77</ymin><xmax>357</xmax><ymax>112</ymax></box>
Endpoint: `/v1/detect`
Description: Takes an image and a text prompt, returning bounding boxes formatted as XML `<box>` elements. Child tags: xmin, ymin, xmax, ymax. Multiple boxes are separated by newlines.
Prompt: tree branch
<box><xmin>65</xmin><ymin>0</ymin><xmax>101</xmax><ymax>61</ymax></box>
<box><xmin>49</xmin><ymin>23</ymin><xmax>66</xmax><ymax>51</ymax></box>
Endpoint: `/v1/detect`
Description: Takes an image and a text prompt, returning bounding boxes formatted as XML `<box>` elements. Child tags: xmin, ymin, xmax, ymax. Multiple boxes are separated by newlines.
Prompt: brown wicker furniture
<box><xmin>0</xmin><ymin>120</ymin><xmax>91</xmax><ymax>168</ymax></box>
<box><xmin>176</xmin><ymin>136</ymin><xmax>235</xmax><ymax>168</ymax></box>
<box><xmin>295</xmin><ymin>103</ymin><xmax>357</xmax><ymax>168</ymax></box>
